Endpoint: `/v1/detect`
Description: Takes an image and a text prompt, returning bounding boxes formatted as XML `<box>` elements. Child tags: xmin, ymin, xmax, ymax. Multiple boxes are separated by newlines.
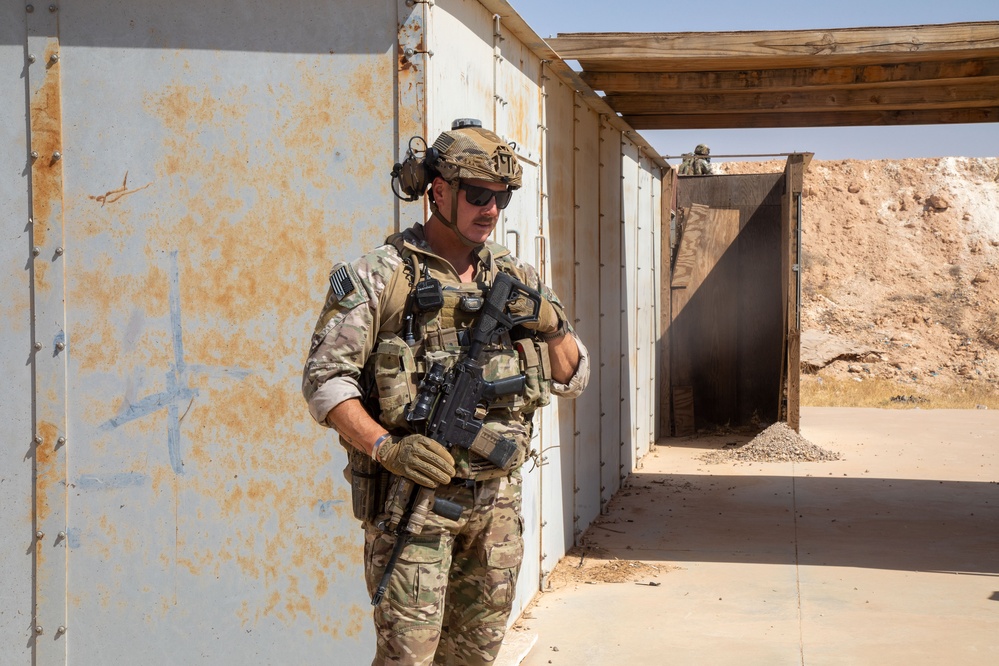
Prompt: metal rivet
<box><xmin>57</xmin><ymin>625</ymin><xmax>66</xmax><ymax>635</ymax></box>
<box><xmin>55</xmin><ymin>342</ymin><xmax>65</xmax><ymax>351</ymax></box>
<box><xmin>48</xmin><ymin>4</ymin><xmax>57</xmax><ymax>11</ymax></box>
<box><xmin>33</xmin><ymin>342</ymin><xmax>42</xmax><ymax>351</ymax></box>
<box><xmin>35</xmin><ymin>625</ymin><xmax>43</xmax><ymax>635</ymax></box>
<box><xmin>57</xmin><ymin>436</ymin><xmax>66</xmax><ymax>445</ymax></box>
<box><xmin>404</xmin><ymin>47</ymin><xmax>415</xmax><ymax>57</ymax></box>
<box><xmin>57</xmin><ymin>531</ymin><xmax>66</xmax><ymax>539</ymax></box>
<box><xmin>49</xmin><ymin>53</ymin><xmax>59</xmax><ymax>63</ymax></box>
<box><xmin>55</xmin><ymin>246</ymin><xmax>64</xmax><ymax>256</ymax></box>
<box><xmin>52</xmin><ymin>151</ymin><xmax>61</xmax><ymax>160</ymax></box>
<box><xmin>30</xmin><ymin>150</ymin><xmax>38</xmax><ymax>158</ymax></box>
<box><xmin>34</xmin><ymin>434</ymin><xmax>42</xmax><ymax>444</ymax></box>
<box><xmin>36</xmin><ymin>531</ymin><xmax>44</xmax><ymax>539</ymax></box>
<box><xmin>32</xmin><ymin>246</ymin><xmax>40</xmax><ymax>256</ymax></box>
<box><xmin>26</xmin><ymin>4</ymin><xmax>34</xmax><ymax>12</ymax></box>
<box><xmin>28</xmin><ymin>54</ymin><xmax>36</xmax><ymax>63</ymax></box>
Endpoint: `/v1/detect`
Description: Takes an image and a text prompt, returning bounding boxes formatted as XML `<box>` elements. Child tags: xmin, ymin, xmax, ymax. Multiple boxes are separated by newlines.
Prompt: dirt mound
<box><xmin>719</xmin><ymin>157</ymin><xmax>999</xmax><ymax>401</ymax></box>
<box><xmin>699</xmin><ymin>422</ymin><xmax>840</xmax><ymax>464</ymax></box>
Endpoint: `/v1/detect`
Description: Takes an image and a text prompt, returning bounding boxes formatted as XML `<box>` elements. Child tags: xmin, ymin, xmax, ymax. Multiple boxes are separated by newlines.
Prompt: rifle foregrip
<box><xmin>484</xmin><ymin>374</ymin><xmax>526</xmax><ymax>399</ymax></box>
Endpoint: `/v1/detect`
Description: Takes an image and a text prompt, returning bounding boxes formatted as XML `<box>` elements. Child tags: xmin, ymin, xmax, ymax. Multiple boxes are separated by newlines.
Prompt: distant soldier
<box><xmin>678</xmin><ymin>144</ymin><xmax>713</xmax><ymax>175</ymax></box>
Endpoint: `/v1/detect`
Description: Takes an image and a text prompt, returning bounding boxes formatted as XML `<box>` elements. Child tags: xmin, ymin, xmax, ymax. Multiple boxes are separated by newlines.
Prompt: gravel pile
<box><xmin>699</xmin><ymin>422</ymin><xmax>841</xmax><ymax>464</ymax></box>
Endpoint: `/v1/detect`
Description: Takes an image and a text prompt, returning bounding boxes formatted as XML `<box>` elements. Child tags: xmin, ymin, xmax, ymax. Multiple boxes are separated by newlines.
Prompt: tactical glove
<box><xmin>377</xmin><ymin>434</ymin><xmax>455</xmax><ymax>488</ymax></box>
<box><xmin>510</xmin><ymin>294</ymin><xmax>561</xmax><ymax>335</ymax></box>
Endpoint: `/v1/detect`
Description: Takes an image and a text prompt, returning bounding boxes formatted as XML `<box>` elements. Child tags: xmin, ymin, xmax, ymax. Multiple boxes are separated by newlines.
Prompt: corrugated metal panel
<box><xmin>621</xmin><ymin>141</ymin><xmax>642</xmax><ymax>466</ymax></box>
<box><xmin>542</xmin><ymin>74</ymin><xmax>578</xmax><ymax>567</ymax></box>
<box><xmin>1</xmin><ymin>6</ymin><xmax>34</xmax><ymax>662</ymax></box>
<box><xmin>494</xmin><ymin>21</ymin><xmax>545</xmax><ymax>616</ymax></box>
<box><xmin>572</xmin><ymin>103</ymin><xmax>601</xmax><ymax>538</ymax></box>
<box><xmin>494</xmin><ymin>15</ymin><xmax>542</xmax><ymax>168</ymax></box>
<box><xmin>636</xmin><ymin>154</ymin><xmax>662</xmax><ymax>457</ymax></box>
<box><xmin>598</xmin><ymin>120</ymin><xmax>625</xmax><ymax>507</ymax></box>
<box><xmin>636</xmin><ymin>155</ymin><xmax>659</xmax><ymax>455</ymax></box>
<box><xmin>426</xmin><ymin>1</ymin><xmax>494</xmax><ymax>133</ymax></box>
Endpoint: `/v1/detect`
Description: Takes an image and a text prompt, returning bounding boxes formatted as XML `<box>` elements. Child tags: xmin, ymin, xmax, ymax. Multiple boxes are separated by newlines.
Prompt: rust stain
<box><xmin>133</xmin><ymin>59</ymin><xmax>396</xmax><ymax>635</ymax></box>
<box><xmin>35</xmin><ymin>421</ymin><xmax>60</xmax><ymax>525</ymax></box>
<box><xmin>29</xmin><ymin>42</ymin><xmax>66</xmax><ymax>294</ymax></box>
<box><xmin>88</xmin><ymin>171</ymin><xmax>153</xmax><ymax>206</ymax></box>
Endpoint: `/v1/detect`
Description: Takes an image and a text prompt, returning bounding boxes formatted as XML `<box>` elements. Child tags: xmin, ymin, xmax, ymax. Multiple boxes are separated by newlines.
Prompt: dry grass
<box><xmin>801</xmin><ymin>376</ymin><xmax>999</xmax><ymax>410</ymax></box>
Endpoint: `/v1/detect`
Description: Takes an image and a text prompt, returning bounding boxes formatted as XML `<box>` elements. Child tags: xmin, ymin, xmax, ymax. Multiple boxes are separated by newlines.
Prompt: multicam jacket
<box><xmin>678</xmin><ymin>155</ymin><xmax>712</xmax><ymax>175</ymax></box>
<box><xmin>303</xmin><ymin>223</ymin><xmax>589</xmax><ymax>478</ymax></box>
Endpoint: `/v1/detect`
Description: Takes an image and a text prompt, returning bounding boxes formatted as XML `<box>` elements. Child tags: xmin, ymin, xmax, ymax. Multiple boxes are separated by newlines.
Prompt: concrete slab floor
<box><xmin>506</xmin><ymin>407</ymin><xmax>999</xmax><ymax>666</ymax></box>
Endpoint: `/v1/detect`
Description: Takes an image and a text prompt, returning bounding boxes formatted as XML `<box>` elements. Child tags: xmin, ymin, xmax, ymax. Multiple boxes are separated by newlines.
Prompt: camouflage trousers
<box><xmin>363</xmin><ymin>470</ymin><xmax>524</xmax><ymax>666</ymax></box>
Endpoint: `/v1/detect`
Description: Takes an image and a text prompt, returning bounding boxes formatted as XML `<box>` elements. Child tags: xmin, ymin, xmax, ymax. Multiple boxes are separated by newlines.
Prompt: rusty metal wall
<box><xmin>3</xmin><ymin>0</ymin><xmax>664</xmax><ymax>662</ymax></box>
<box><xmin>6</xmin><ymin>1</ymin><xmax>405</xmax><ymax>663</ymax></box>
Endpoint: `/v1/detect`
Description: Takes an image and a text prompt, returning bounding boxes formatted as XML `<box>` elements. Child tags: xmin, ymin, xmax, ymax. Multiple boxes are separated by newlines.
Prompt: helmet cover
<box><xmin>431</xmin><ymin>127</ymin><xmax>522</xmax><ymax>189</ymax></box>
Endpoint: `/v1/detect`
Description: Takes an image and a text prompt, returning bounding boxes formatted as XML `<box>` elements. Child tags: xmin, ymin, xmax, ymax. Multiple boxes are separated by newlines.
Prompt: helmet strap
<box><xmin>428</xmin><ymin>179</ymin><xmax>482</xmax><ymax>249</ymax></box>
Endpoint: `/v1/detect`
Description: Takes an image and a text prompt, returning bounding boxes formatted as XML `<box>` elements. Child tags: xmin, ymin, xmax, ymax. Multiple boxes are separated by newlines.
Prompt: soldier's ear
<box><xmin>430</xmin><ymin>176</ymin><xmax>447</xmax><ymax>201</ymax></box>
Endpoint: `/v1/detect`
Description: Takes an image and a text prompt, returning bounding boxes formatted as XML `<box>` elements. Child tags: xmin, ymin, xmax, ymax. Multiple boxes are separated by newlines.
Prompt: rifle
<box><xmin>371</xmin><ymin>271</ymin><xmax>543</xmax><ymax>605</ymax></box>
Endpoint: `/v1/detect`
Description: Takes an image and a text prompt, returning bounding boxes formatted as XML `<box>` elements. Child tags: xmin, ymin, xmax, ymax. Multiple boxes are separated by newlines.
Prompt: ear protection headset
<box><xmin>390</xmin><ymin>136</ymin><xmax>440</xmax><ymax>202</ymax></box>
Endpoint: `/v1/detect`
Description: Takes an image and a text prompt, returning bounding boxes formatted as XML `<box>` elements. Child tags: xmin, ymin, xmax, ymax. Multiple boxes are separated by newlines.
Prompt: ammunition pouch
<box><xmin>371</xmin><ymin>333</ymin><xmax>419</xmax><ymax>429</ymax></box>
<box><xmin>514</xmin><ymin>336</ymin><xmax>552</xmax><ymax>412</ymax></box>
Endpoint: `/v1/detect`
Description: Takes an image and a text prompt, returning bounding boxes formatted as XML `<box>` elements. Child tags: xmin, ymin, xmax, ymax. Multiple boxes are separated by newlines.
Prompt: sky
<box><xmin>512</xmin><ymin>0</ymin><xmax>999</xmax><ymax>163</ymax></box>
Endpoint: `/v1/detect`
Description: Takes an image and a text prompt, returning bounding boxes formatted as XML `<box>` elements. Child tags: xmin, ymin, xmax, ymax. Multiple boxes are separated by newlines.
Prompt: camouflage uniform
<box><xmin>678</xmin><ymin>144</ymin><xmax>713</xmax><ymax>176</ymax></box>
<box><xmin>304</xmin><ymin>223</ymin><xmax>589</xmax><ymax>664</ymax></box>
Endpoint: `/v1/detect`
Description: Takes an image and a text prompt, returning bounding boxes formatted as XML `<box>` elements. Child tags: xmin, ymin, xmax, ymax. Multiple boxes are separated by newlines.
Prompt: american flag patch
<box><xmin>329</xmin><ymin>265</ymin><xmax>356</xmax><ymax>300</ymax></box>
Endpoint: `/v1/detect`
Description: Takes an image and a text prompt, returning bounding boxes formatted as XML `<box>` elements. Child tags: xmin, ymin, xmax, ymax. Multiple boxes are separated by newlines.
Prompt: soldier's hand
<box><xmin>511</xmin><ymin>294</ymin><xmax>561</xmax><ymax>335</ymax></box>
<box><xmin>377</xmin><ymin>434</ymin><xmax>455</xmax><ymax>488</ymax></box>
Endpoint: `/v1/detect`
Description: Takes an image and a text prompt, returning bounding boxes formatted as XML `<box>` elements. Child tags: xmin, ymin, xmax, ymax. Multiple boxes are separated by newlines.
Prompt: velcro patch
<box><xmin>329</xmin><ymin>263</ymin><xmax>360</xmax><ymax>302</ymax></box>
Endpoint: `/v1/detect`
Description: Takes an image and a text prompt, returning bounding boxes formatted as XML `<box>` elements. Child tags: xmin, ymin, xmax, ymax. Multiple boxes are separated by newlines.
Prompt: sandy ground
<box><xmin>500</xmin><ymin>406</ymin><xmax>999</xmax><ymax>665</ymax></box>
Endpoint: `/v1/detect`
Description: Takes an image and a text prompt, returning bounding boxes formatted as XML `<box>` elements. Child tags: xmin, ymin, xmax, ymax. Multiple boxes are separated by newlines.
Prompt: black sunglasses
<box><xmin>460</xmin><ymin>183</ymin><xmax>513</xmax><ymax>210</ymax></box>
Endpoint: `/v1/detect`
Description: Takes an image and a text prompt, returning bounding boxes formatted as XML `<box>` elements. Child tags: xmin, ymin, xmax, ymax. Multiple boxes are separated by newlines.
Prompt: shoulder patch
<box><xmin>329</xmin><ymin>263</ymin><xmax>361</xmax><ymax>303</ymax></box>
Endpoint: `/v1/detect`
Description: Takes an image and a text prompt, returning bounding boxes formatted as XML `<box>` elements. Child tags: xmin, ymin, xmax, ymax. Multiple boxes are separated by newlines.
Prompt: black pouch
<box><xmin>343</xmin><ymin>445</ymin><xmax>390</xmax><ymax>523</ymax></box>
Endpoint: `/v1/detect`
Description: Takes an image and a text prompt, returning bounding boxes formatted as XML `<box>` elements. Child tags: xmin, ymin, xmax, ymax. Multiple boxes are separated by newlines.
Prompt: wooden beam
<box><xmin>624</xmin><ymin>107</ymin><xmax>999</xmax><ymax>129</ymax></box>
<box><xmin>580</xmin><ymin>57</ymin><xmax>999</xmax><ymax>94</ymax></box>
<box><xmin>606</xmin><ymin>80</ymin><xmax>999</xmax><ymax>115</ymax></box>
<box><xmin>550</xmin><ymin>22</ymin><xmax>999</xmax><ymax>72</ymax></box>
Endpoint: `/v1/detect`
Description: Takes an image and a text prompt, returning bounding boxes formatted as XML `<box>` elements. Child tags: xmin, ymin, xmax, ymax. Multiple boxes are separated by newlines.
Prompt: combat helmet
<box><xmin>431</xmin><ymin>118</ymin><xmax>522</xmax><ymax>188</ymax></box>
<box><xmin>428</xmin><ymin>119</ymin><xmax>522</xmax><ymax>247</ymax></box>
<box><xmin>694</xmin><ymin>144</ymin><xmax>710</xmax><ymax>156</ymax></box>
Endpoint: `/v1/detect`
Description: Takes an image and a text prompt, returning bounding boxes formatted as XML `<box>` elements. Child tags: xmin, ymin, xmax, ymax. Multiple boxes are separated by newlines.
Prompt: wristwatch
<box><xmin>539</xmin><ymin>318</ymin><xmax>570</xmax><ymax>341</ymax></box>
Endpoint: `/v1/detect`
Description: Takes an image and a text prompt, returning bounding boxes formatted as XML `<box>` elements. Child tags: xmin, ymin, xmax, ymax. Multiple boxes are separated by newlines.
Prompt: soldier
<box><xmin>678</xmin><ymin>143</ymin><xmax>713</xmax><ymax>175</ymax></box>
<box><xmin>303</xmin><ymin>119</ymin><xmax>589</xmax><ymax>665</ymax></box>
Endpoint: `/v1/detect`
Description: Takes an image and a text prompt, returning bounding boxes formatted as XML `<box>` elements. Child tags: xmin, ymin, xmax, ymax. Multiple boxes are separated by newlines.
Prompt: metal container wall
<box><xmin>425</xmin><ymin>0</ymin><xmax>663</xmax><ymax>600</ymax></box>
<box><xmin>2</xmin><ymin>0</ymin><xmax>664</xmax><ymax>662</ymax></box>
<box><xmin>1</xmin><ymin>4</ymin><xmax>36</xmax><ymax>661</ymax></box>
<box><xmin>6</xmin><ymin>1</ymin><xmax>401</xmax><ymax>663</ymax></box>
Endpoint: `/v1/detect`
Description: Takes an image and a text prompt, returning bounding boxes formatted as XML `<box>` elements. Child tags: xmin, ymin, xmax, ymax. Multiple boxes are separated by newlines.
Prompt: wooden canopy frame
<box><xmin>548</xmin><ymin>22</ymin><xmax>999</xmax><ymax>130</ymax></box>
